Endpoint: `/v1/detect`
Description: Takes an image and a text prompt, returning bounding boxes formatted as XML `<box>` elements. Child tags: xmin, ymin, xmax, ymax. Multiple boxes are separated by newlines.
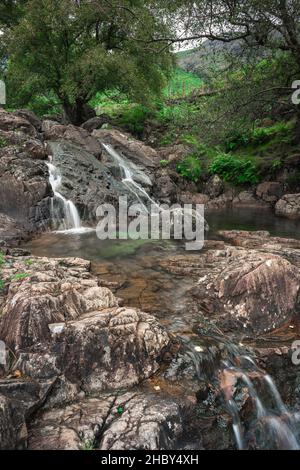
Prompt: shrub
<box><xmin>118</xmin><ymin>105</ymin><xmax>150</xmax><ymax>136</ymax></box>
<box><xmin>160</xmin><ymin>159</ymin><xmax>169</xmax><ymax>167</ymax></box>
<box><xmin>177</xmin><ymin>154</ymin><xmax>202</xmax><ymax>182</ymax></box>
<box><xmin>210</xmin><ymin>154</ymin><xmax>260</xmax><ymax>185</ymax></box>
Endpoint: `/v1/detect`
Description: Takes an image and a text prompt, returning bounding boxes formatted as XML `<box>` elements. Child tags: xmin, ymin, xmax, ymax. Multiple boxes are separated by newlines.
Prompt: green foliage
<box><xmin>224</xmin><ymin>122</ymin><xmax>293</xmax><ymax>152</ymax></box>
<box><xmin>81</xmin><ymin>440</ymin><xmax>95</xmax><ymax>451</ymax></box>
<box><xmin>164</xmin><ymin>68</ymin><xmax>203</xmax><ymax>98</ymax></box>
<box><xmin>160</xmin><ymin>159</ymin><xmax>169</xmax><ymax>167</ymax></box>
<box><xmin>177</xmin><ymin>154</ymin><xmax>202</xmax><ymax>182</ymax></box>
<box><xmin>0</xmin><ymin>137</ymin><xmax>8</xmax><ymax>148</ymax></box>
<box><xmin>210</xmin><ymin>154</ymin><xmax>260</xmax><ymax>186</ymax></box>
<box><xmin>7</xmin><ymin>0</ymin><xmax>173</xmax><ymax>123</ymax></box>
<box><xmin>10</xmin><ymin>272</ymin><xmax>29</xmax><ymax>282</ymax></box>
<box><xmin>0</xmin><ymin>251</ymin><xmax>5</xmax><ymax>267</ymax></box>
<box><xmin>118</xmin><ymin>105</ymin><xmax>150</xmax><ymax>137</ymax></box>
<box><xmin>0</xmin><ymin>279</ymin><xmax>5</xmax><ymax>291</ymax></box>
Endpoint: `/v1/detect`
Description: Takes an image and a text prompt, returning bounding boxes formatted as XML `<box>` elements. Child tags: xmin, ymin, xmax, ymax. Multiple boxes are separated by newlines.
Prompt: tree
<box><xmin>158</xmin><ymin>0</ymin><xmax>300</xmax><ymax>141</ymax></box>
<box><xmin>7</xmin><ymin>0</ymin><xmax>172</xmax><ymax>124</ymax></box>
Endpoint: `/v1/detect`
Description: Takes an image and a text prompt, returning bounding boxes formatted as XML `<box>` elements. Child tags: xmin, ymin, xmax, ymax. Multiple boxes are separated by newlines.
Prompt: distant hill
<box><xmin>176</xmin><ymin>39</ymin><xmax>268</xmax><ymax>81</ymax></box>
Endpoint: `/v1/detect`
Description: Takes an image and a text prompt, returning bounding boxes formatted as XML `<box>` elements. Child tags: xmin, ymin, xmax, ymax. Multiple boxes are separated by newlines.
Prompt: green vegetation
<box><xmin>164</xmin><ymin>68</ymin><xmax>203</xmax><ymax>98</ymax></box>
<box><xmin>210</xmin><ymin>154</ymin><xmax>260</xmax><ymax>186</ymax></box>
<box><xmin>0</xmin><ymin>137</ymin><xmax>8</xmax><ymax>148</ymax></box>
<box><xmin>177</xmin><ymin>154</ymin><xmax>202</xmax><ymax>183</ymax></box>
<box><xmin>10</xmin><ymin>272</ymin><xmax>29</xmax><ymax>282</ymax></box>
<box><xmin>160</xmin><ymin>159</ymin><xmax>169</xmax><ymax>167</ymax></box>
<box><xmin>0</xmin><ymin>251</ymin><xmax>5</xmax><ymax>292</ymax></box>
<box><xmin>5</xmin><ymin>0</ymin><xmax>173</xmax><ymax>124</ymax></box>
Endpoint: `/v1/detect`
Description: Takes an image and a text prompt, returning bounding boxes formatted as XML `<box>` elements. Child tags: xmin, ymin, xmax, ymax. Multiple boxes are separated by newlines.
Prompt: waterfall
<box><xmin>102</xmin><ymin>143</ymin><xmax>209</xmax><ymax>232</ymax></box>
<box><xmin>221</xmin><ymin>356</ymin><xmax>300</xmax><ymax>450</ymax></box>
<box><xmin>102</xmin><ymin>143</ymin><xmax>159</xmax><ymax>212</ymax></box>
<box><xmin>46</xmin><ymin>161</ymin><xmax>84</xmax><ymax>233</ymax></box>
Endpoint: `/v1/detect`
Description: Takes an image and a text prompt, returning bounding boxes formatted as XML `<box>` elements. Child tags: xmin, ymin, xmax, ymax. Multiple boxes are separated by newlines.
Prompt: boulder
<box><xmin>275</xmin><ymin>194</ymin><xmax>300</xmax><ymax>219</ymax></box>
<box><xmin>0</xmin><ymin>256</ymin><xmax>171</xmax><ymax>393</ymax></box>
<box><xmin>81</xmin><ymin>115</ymin><xmax>111</xmax><ymax>133</ymax></box>
<box><xmin>180</xmin><ymin>192</ymin><xmax>209</xmax><ymax>205</ymax></box>
<box><xmin>0</xmin><ymin>213</ymin><xmax>28</xmax><ymax>246</ymax></box>
<box><xmin>189</xmin><ymin>249</ymin><xmax>300</xmax><ymax>335</ymax></box>
<box><xmin>256</xmin><ymin>182</ymin><xmax>283</xmax><ymax>204</ymax></box>
<box><xmin>93</xmin><ymin>128</ymin><xmax>157</xmax><ymax>168</ymax></box>
<box><xmin>0</xmin><ymin>109</ymin><xmax>36</xmax><ymax>136</ymax></box>
<box><xmin>205</xmin><ymin>175</ymin><xmax>224</xmax><ymax>199</ymax></box>
<box><xmin>42</xmin><ymin>121</ymin><xmax>102</xmax><ymax>157</ymax></box>
<box><xmin>28</xmin><ymin>391</ymin><xmax>183</xmax><ymax>450</ymax></box>
<box><xmin>233</xmin><ymin>190</ymin><xmax>269</xmax><ymax>208</ymax></box>
<box><xmin>13</xmin><ymin>110</ymin><xmax>42</xmax><ymax>132</ymax></box>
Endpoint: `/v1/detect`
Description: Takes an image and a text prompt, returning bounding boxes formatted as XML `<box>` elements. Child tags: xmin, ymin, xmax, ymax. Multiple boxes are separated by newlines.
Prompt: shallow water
<box><xmin>25</xmin><ymin>208</ymin><xmax>300</xmax><ymax>450</ymax></box>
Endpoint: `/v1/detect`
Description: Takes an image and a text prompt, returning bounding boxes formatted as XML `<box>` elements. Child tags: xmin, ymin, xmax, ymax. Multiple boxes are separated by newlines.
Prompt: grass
<box><xmin>164</xmin><ymin>68</ymin><xmax>203</xmax><ymax>99</ymax></box>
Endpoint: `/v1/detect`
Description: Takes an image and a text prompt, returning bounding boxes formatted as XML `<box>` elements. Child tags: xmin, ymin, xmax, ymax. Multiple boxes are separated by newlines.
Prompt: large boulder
<box><xmin>256</xmin><ymin>182</ymin><xmax>283</xmax><ymax>204</ymax></box>
<box><xmin>189</xmin><ymin>249</ymin><xmax>300</xmax><ymax>335</ymax></box>
<box><xmin>275</xmin><ymin>194</ymin><xmax>300</xmax><ymax>219</ymax></box>
<box><xmin>42</xmin><ymin>121</ymin><xmax>102</xmax><ymax>157</ymax></box>
<box><xmin>0</xmin><ymin>256</ymin><xmax>171</xmax><ymax>393</ymax></box>
<box><xmin>81</xmin><ymin>115</ymin><xmax>111</xmax><ymax>133</ymax></box>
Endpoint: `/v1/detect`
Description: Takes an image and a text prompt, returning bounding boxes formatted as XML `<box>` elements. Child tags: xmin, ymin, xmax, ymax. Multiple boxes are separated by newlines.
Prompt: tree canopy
<box><xmin>6</xmin><ymin>0</ymin><xmax>173</xmax><ymax>123</ymax></box>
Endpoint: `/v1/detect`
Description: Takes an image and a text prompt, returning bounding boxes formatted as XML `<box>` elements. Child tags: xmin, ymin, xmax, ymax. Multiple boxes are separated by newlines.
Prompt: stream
<box><xmin>23</xmin><ymin>145</ymin><xmax>300</xmax><ymax>450</ymax></box>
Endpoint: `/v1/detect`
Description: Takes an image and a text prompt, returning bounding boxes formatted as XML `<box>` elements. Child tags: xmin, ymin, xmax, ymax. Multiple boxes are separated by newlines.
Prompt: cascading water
<box><xmin>102</xmin><ymin>143</ymin><xmax>209</xmax><ymax>232</ymax></box>
<box><xmin>221</xmin><ymin>355</ymin><xmax>300</xmax><ymax>450</ymax></box>
<box><xmin>46</xmin><ymin>161</ymin><xmax>83</xmax><ymax>232</ymax></box>
<box><xmin>102</xmin><ymin>143</ymin><xmax>159</xmax><ymax>212</ymax></box>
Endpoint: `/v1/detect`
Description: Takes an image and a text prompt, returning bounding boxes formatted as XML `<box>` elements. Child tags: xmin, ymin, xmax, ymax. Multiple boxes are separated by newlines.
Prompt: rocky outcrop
<box><xmin>0</xmin><ymin>113</ymin><xmax>52</xmax><ymax>244</ymax></box>
<box><xmin>93</xmin><ymin>128</ymin><xmax>158</xmax><ymax>168</ymax></box>
<box><xmin>256</xmin><ymin>182</ymin><xmax>283</xmax><ymax>204</ymax></box>
<box><xmin>42</xmin><ymin>120</ymin><xmax>102</xmax><ymax>157</ymax></box>
<box><xmin>28</xmin><ymin>391</ymin><xmax>183</xmax><ymax>450</ymax></box>
<box><xmin>0</xmin><ymin>256</ymin><xmax>171</xmax><ymax>393</ymax></box>
<box><xmin>275</xmin><ymin>194</ymin><xmax>300</xmax><ymax>219</ymax></box>
<box><xmin>0</xmin><ymin>109</ymin><xmax>37</xmax><ymax>136</ymax></box>
<box><xmin>160</xmin><ymin>244</ymin><xmax>300</xmax><ymax>336</ymax></box>
<box><xmin>0</xmin><ymin>395</ymin><xmax>27</xmax><ymax>450</ymax></box>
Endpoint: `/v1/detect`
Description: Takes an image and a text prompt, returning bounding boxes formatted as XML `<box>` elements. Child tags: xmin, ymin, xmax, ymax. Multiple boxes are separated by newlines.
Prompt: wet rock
<box><xmin>0</xmin><ymin>144</ymin><xmax>52</xmax><ymax>237</ymax></box>
<box><xmin>93</xmin><ymin>128</ymin><xmax>157</xmax><ymax>168</ymax></box>
<box><xmin>233</xmin><ymin>190</ymin><xmax>269</xmax><ymax>208</ymax></box>
<box><xmin>275</xmin><ymin>194</ymin><xmax>300</xmax><ymax>219</ymax></box>
<box><xmin>43</xmin><ymin>121</ymin><xmax>102</xmax><ymax>157</ymax></box>
<box><xmin>206</xmin><ymin>189</ymin><xmax>235</xmax><ymax>210</ymax></box>
<box><xmin>256</xmin><ymin>182</ymin><xmax>283</xmax><ymax>204</ymax></box>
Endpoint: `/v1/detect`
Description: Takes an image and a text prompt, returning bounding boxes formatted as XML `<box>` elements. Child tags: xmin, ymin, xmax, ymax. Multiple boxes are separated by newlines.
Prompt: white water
<box><xmin>222</xmin><ymin>357</ymin><xmax>300</xmax><ymax>450</ymax></box>
<box><xmin>46</xmin><ymin>161</ymin><xmax>90</xmax><ymax>233</ymax></box>
<box><xmin>102</xmin><ymin>143</ymin><xmax>159</xmax><ymax>212</ymax></box>
<box><xmin>102</xmin><ymin>143</ymin><xmax>209</xmax><ymax>231</ymax></box>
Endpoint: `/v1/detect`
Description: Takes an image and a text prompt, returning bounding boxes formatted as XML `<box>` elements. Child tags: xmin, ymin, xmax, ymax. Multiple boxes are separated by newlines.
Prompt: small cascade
<box><xmin>102</xmin><ymin>143</ymin><xmax>209</xmax><ymax>232</ymax></box>
<box><xmin>221</xmin><ymin>356</ymin><xmax>300</xmax><ymax>450</ymax></box>
<box><xmin>102</xmin><ymin>143</ymin><xmax>159</xmax><ymax>212</ymax></box>
<box><xmin>46</xmin><ymin>161</ymin><xmax>84</xmax><ymax>233</ymax></box>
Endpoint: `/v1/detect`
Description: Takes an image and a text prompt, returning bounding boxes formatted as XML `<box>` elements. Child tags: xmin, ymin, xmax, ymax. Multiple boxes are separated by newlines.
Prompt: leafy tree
<box><xmin>7</xmin><ymin>0</ymin><xmax>173</xmax><ymax>123</ymax></box>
